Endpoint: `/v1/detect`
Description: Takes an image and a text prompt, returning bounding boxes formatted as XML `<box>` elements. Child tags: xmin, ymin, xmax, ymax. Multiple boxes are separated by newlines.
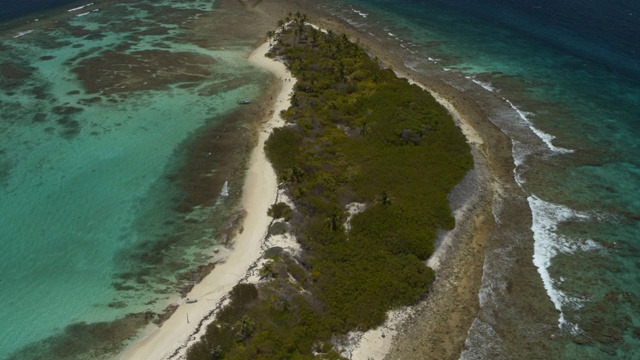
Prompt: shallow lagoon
<box><xmin>0</xmin><ymin>0</ymin><xmax>271</xmax><ymax>357</ymax></box>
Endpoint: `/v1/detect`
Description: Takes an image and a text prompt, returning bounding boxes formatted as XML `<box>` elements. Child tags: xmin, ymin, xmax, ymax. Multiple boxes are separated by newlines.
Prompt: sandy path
<box><xmin>119</xmin><ymin>41</ymin><xmax>294</xmax><ymax>360</ymax></box>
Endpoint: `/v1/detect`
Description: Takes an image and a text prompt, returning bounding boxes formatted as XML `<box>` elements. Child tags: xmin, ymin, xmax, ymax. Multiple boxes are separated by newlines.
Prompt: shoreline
<box><xmin>119</xmin><ymin>41</ymin><xmax>295</xmax><ymax>360</ymax></box>
<box><xmin>122</xmin><ymin>1</ymin><xmax>522</xmax><ymax>358</ymax></box>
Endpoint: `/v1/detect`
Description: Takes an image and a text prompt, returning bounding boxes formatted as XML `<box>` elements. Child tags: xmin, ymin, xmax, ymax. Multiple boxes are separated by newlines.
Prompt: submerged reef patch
<box><xmin>8</xmin><ymin>312</ymin><xmax>155</xmax><ymax>360</ymax></box>
<box><xmin>72</xmin><ymin>50</ymin><xmax>216</xmax><ymax>95</ymax></box>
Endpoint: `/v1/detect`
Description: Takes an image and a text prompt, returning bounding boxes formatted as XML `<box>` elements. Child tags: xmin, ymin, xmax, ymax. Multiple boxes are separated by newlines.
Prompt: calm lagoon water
<box><xmin>0</xmin><ymin>0</ymin><xmax>270</xmax><ymax>358</ymax></box>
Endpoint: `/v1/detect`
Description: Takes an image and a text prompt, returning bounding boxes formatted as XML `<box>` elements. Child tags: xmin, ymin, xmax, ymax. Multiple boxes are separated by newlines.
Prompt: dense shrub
<box><xmin>268</xmin><ymin>221</ymin><xmax>288</xmax><ymax>236</ymax></box>
<box><xmin>267</xmin><ymin>202</ymin><xmax>292</xmax><ymax>220</ymax></box>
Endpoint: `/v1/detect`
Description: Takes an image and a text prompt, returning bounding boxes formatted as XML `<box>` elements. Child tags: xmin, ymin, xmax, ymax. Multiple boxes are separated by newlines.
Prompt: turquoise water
<box><xmin>317</xmin><ymin>0</ymin><xmax>640</xmax><ymax>358</ymax></box>
<box><xmin>0</xmin><ymin>0</ymin><xmax>269</xmax><ymax>358</ymax></box>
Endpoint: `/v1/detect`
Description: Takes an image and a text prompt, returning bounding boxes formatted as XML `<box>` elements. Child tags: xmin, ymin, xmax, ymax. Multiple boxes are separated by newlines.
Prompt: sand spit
<box><xmin>119</xmin><ymin>41</ymin><xmax>294</xmax><ymax>360</ymax></box>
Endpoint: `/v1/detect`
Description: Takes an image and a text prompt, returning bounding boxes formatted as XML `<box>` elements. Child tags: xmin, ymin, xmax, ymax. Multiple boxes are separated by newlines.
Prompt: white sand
<box><xmin>119</xmin><ymin>41</ymin><xmax>294</xmax><ymax>360</ymax></box>
<box><xmin>336</xmin><ymin>307</ymin><xmax>414</xmax><ymax>360</ymax></box>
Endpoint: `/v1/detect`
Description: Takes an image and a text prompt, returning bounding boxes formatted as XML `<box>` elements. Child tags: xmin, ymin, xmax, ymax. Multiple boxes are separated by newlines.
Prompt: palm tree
<box><xmin>266</xmin><ymin>30</ymin><xmax>275</xmax><ymax>46</ymax></box>
<box><xmin>325</xmin><ymin>210</ymin><xmax>343</xmax><ymax>232</ymax></box>
<box><xmin>327</xmin><ymin>29</ymin><xmax>334</xmax><ymax>40</ymax></box>
<box><xmin>296</xmin><ymin>19</ymin><xmax>306</xmax><ymax>43</ymax></box>
<box><xmin>341</xmin><ymin>33</ymin><xmax>349</xmax><ymax>45</ymax></box>
<box><xmin>380</xmin><ymin>191</ymin><xmax>393</xmax><ymax>206</ymax></box>
<box><xmin>235</xmin><ymin>316</ymin><xmax>255</xmax><ymax>340</ymax></box>
<box><xmin>310</xmin><ymin>30</ymin><xmax>319</xmax><ymax>46</ymax></box>
<box><xmin>292</xmin><ymin>165</ymin><xmax>304</xmax><ymax>182</ymax></box>
<box><xmin>293</xmin><ymin>27</ymin><xmax>300</xmax><ymax>46</ymax></box>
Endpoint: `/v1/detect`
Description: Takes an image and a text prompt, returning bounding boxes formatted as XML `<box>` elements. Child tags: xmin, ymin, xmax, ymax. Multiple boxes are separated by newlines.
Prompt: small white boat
<box><xmin>185</xmin><ymin>297</ymin><xmax>198</xmax><ymax>304</ymax></box>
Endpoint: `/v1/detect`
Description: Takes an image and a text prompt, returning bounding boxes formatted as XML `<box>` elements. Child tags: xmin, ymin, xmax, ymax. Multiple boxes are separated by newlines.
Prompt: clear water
<box><xmin>0</xmin><ymin>0</ymin><xmax>270</xmax><ymax>358</ymax></box>
<box><xmin>3</xmin><ymin>0</ymin><xmax>639</xmax><ymax>358</ymax></box>
<box><xmin>316</xmin><ymin>0</ymin><xmax>640</xmax><ymax>358</ymax></box>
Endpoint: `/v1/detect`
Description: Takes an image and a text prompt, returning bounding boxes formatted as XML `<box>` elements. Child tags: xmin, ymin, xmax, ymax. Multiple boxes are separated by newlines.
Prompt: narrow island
<box><xmin>185</xmin><ymin>15</ymin><xmax>473</xmax><ymax>359</ymax></box>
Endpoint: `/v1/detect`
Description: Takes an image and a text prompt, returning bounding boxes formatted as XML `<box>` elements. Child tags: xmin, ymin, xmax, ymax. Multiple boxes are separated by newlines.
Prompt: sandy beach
<box><xmin>119</xmin><ymin>40</ymin><xmax>295</xmax><ymax>360</ymax></box>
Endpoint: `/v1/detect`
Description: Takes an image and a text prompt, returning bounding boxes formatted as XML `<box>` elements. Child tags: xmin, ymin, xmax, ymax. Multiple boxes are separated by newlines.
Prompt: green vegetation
<box><xmin>267</xmin><ymin>202</ymin><xmax>292</xmax><ymax>221</ymax></box>
<box><xmin>268</xmin><ymin>221</ymin><xmax>288</xmax><ymax>236</ymax></box>
<box><xmin>187</xmin><ymin>13</ymin><xmax>472</xmax><ymax>359</ymax></box>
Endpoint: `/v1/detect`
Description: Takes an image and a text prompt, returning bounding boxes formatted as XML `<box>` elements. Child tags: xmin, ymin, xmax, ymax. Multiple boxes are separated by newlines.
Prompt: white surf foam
<box><xmin>343</xmin><ymin>18</ymin><xmax>366</xmax><ymax>28</ymax></box>
<box><xmin>12</xmin><ymin>30</ymin><xmax>33</xmax><ymax>38</ymax></box>
<box><xmin>220</xmin><ymin>180</ymin><xmax>229</xmax><ymax>197</ymax></box>
<box><xmin>505</xmin><ymin>99</ymin><xmax>573</xmax><ymax>154</ymax></box>
<box><xmin>510</xmin><ymin>138</ymin><xmax>535</xmax><ymax>188</ymax></box>
<box><xmin>68</xmin><ymin>3</ymin><xmax>93</xmax><ymax>12</ymax></box>
<box><xmin>351</xmin><ymin>8</ymin><xmax>368</xmax><ymax>18</ymax></box>
<box><xmin>466</xmin><ymin>76</ymin><xmax>496</xmax><ymax>92</ymax></box>
<box><xmin>528</xmin><ymin>195</ymin><xmax>600</xmax><ymax>332</ymax></box>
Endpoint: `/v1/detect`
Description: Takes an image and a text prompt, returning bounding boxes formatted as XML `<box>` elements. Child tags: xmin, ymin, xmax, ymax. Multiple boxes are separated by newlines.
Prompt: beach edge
<box><xmin>119</xmin><ymin>40</ymin><xmax>295</xmax><ymax>360</ymax></box>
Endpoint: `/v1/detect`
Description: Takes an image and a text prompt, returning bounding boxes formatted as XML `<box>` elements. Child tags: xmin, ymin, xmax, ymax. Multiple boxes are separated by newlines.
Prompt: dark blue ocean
<box><xmin>0</xmin><ymin>0</ymin><xmax>86</xmax><ymax>22</ymax></box>
<box><xmin>1</xmin><ymin>0</ymin><xmax>639</xmax><ymax>359</ymax></box>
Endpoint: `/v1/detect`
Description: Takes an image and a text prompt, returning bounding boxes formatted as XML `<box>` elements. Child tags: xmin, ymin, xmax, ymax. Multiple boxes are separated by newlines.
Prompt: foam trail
<box><xmin>13</xmin><ymin>30</ymin><xmax>33</xmax><ymax>38</ymax></box>
<box><xmin>528</xmin><ymin>195</ymin><xmax>600</xmax><ymax>332</ymax></box>
<box><xmin>505</xmin><ymin>99</ymin><xmax>573</xmax><ymax>154</ymax></box>
<box><xmin>220</xmin><ymin>181</ymin><xmax>229</xmax><ymax>197</ymax></box>
<box><xmin>68</xmin><ymin>3</ymin><xmax>93</xmax><ymax>12</ymax></box>
<box><xmin>351</xmin><ymin>8</ymin><xmax>368</xmax><ymax>18</ymax></box>
<box><xmin>469</xmin><ymin>78</ymin><xmax>496</xmax><ymax>92</ymax></box>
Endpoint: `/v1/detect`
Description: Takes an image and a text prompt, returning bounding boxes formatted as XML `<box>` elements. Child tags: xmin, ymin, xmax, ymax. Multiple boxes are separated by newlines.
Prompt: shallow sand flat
<box><xmin>119</xmin><ymin>40</ymin><xmax>295</xmax><ymax>360</ymax></box>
